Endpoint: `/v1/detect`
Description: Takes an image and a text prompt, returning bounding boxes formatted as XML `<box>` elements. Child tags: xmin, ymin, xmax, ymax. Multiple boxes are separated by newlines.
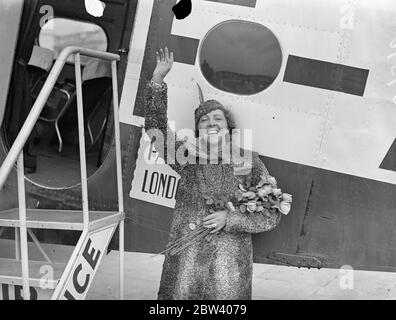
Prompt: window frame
<box><xmin>198</xmin><ymin>19</ymin><xmax>283</xmax><ymax>96</ymax></box>
<box><xmin>38</xmin><ymin>16</ymin><xmax>109</xmax><ymax>66</ymax></box>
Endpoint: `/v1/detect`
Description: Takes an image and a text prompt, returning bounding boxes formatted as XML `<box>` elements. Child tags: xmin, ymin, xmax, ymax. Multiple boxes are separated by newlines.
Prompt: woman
<box><xmin>144</xmin><ymin>47</ymin><xmax>282</xmax><ymax>300</ymax></box>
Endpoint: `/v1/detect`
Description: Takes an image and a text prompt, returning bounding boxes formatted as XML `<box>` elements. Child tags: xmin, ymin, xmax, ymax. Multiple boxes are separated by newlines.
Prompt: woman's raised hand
<box><xmin>152</xmin><ymin>47</ymin><xmax>174</xmax><ymax>85</ymax></box>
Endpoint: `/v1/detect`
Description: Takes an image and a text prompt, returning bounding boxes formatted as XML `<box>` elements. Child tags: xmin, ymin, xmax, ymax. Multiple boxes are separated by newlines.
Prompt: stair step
<box><xmin>0</xmin><ymin>258</ymin><xmax>65</xmax><ymax>288</ymax></box>
<box><xmin>0</xmin><ymin>208</ymin><xmax>123</xmax><ymax>230</ymax></box>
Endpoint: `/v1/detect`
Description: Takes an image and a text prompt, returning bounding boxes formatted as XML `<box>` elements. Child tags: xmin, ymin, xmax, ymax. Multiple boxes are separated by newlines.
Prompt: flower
<box><xmin>243</xmin><ymin>191</ymin><xmax>256</xmax><ymax>200</ymax></box>
<box><xmin>259</xmin><ymin>174</ymin><xmax>268</xmax><ymax>182</ymax></box>
<box><xmin>257</xmin><ymin>188</ymin><xmax>269</xmax><ymax>198</ymax></box>
<box><xmin>279</xmin><ymin>201</ymin><xmax>291</xmax><ymax>215</ymax></box>
<box><xmin>261</xmin><ymin>185</ymin><xmax>272</xmax><ymax>194</ymax></box>
<box><xmin>272</xmin><ymin>188</ymin><xmax>282</xmax><ymax>197</ymax></box>
<box><xmin>235</xmin><ymin>173</ymin><xmax>292</xmax><ymax>217</ymax></box>
<box><xmin>267</xmin><ymin>176</ymin><xmax>277</xmax><ymax>187</ymax></box>
<box><xmin>246</xmin><ymin>201</ymin><xmax>257</xmax><ymax>213</ymax></box>
<box><xmin>282</xmin><ymin>193</ymin><xmax>293</xmax><ymax>203</ymax></box>
<box><xmin>238</xmin><ymin>184</ymin><xmax>247</xmax><ymax>192</ymax></box>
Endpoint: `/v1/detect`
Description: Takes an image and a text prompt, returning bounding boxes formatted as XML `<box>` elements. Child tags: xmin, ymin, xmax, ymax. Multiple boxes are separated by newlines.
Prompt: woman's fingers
<box><xmin>203</xmin><ymin>214</ymin><xmax>216</xmax><ymax>221</ymax></box>
<box><xmin>210</xmin><ymin>226</ymin><xmax>221</xmax><ymax>234</ymax></box>
<box><xmin>159</xmin><ymin>48</ymin><xmax>164</xmax><ymax>61</ymax></box>
<box><xmin>157</xmin><ymin>47</ymin><xmax>174</xmax><ymax>64</ymax></box>
<box><xmin>210</xmin><ymin>222</ymin><xmax>225</xmax><ymax>233</ymax></box>
<box><xmin>165</xmin><ymin>47</ymin><xmax>174</xmax><ymax>64</ymax></box>
<box><xmin>203</xmin><ymin>215</ymin><xmax>226</xmax><ymax>232</ymax></box>
<box><xmin>153</xmin><ymin>47</ymin><xmax>174</xmax><ymax>82</ymax></box>
<box><xmin>203</xmin><ymin>219</ymin><xmax>216</xmax><ymax>227</ymax></box>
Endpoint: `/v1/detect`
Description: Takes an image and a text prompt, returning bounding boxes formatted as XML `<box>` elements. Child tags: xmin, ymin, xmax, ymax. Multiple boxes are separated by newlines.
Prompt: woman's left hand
<box><xmin>203</xmin><ymin>210</ymin><xmax>227</xmax><ymax>234</ymax></box>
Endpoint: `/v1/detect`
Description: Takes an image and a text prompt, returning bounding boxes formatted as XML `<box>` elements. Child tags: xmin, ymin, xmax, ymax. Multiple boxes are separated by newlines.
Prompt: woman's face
<box><xmin>197</xmin><ymin>109</ymin><xmax>228</xmax><ymax>146</ymax></box>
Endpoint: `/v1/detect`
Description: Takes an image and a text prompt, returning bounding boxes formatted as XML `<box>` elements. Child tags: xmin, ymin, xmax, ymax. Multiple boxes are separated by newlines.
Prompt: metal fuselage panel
<box><xmin>0</xmin><ymin>0</ymin><xmax>24</xmax><ymax>127</ymax></box>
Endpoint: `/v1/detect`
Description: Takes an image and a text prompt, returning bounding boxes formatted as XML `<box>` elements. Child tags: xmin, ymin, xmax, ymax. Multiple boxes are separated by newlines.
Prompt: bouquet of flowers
<box><xmin>234</xmin><ymin>173</ymin><xmax>292</xmax><ymax>216</ymax></box>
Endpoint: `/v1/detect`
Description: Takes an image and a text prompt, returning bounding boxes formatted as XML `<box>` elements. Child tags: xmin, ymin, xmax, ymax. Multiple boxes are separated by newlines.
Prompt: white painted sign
<box><xmin>118</xmin><ymin>0</ymin><xmax>153</xmax><ymax>128</ymax></box>
<box><xmin>57</xmin><ymin>224</ymin><xmax>117</xmax><ymax>300</ymax></box>
<box><xmin>129</xmin><ymin>129</ymin><xmax>180</xmax><ymax>209</ymax></box>
<box><xmin>0</xmin><ymin>284</ymin><xmax>53</xmax><ymax>300</ymax></box>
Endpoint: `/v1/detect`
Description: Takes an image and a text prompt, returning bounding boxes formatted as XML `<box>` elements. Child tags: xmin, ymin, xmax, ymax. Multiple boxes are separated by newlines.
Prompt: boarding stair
<box><xmin>0</xmin><ymin>47</ymin><xmax>125</xmax><ymax>300</ymax></box>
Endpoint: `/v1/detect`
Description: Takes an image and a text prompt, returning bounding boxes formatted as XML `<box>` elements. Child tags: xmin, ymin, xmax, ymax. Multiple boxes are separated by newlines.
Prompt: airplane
<box><xmin>0</xmin><ymin>0</ymin><xmax>396</xmax><ymax>299</ymax></box>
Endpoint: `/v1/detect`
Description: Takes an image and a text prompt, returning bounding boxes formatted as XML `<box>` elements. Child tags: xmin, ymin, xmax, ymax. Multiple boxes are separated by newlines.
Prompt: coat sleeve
<box><xmin>224</xmin><ymin>153</ymin><xmax>282</xmax><ymax>234</ymax></box>
<box><xmin>144</xmin><ymin>80</ymin><xmax>186</xmax><ymax>174</ymax></box>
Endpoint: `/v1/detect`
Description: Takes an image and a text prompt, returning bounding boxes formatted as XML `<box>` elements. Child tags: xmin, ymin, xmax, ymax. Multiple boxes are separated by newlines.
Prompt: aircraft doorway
<box><xmin>1</xmin><ymin>0</ymin><xmax>134</xmax><ymax>189</ymax></box>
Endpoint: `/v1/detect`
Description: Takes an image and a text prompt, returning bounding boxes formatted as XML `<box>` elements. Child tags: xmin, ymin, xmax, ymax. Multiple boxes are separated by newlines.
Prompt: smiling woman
<box><xmin>144</xmin><ymin>47</ymin><xmax>283</xmax><ymax>300</ymax></box>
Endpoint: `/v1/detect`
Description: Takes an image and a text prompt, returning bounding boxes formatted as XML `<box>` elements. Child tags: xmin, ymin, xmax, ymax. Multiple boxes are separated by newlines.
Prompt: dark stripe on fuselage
<box><xmin>380</xmin><ymin>138</ymin><xmax>396</xmax><ymax>172</ymax></box>
<box><xmin>152</xmin><ymin>0</ymin><xmax>199</xmax><ymax>65</ymax></box>
<box><xmin>205</xmin><ymin>0</ymin><xmax>257</xmax><ymax>8</ymax></box>
<box><xmin>168</xmin><ymin>35</ymin><xmax>199</xmax><ymax>65</ymax></box>
<box><xmin>133</xmin><ymin>0</ymin><xmax>199</xmax><ymax>116</ymax></box>
<box><xmin>283</xmin><ymin>55</ymin><xmax>369</xmax><ymax>96</ymax></box>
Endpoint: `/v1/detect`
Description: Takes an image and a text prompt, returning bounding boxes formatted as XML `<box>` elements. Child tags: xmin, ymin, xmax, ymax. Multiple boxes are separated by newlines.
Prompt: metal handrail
<box><xmin>0</xmin><ymin>46</ymin><xmax>124</xmax><ymax>300</ymax></box>
<box><xmin>0</xmin><ymin>46</ymin><xmax>119</xmax><ymax>189</ymax></box>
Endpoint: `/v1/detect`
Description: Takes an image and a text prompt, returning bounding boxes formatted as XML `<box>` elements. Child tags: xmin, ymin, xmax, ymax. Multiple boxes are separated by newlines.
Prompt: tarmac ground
<box><xmin>1</xmin><ymin>239</ymin><xmax>396</xmax><ymax>300</ymax></box>
<box><xmin>87</xmin><ymin>250</ymin><xmax>396</xmax><ymax>300</ymax></box>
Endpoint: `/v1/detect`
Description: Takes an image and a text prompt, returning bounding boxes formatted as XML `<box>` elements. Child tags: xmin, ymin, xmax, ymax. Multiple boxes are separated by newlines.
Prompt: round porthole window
<box><xmin>199</xmin><ymin>20</ymin><xmax>282</xmax><ymax>95</ymax></box>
